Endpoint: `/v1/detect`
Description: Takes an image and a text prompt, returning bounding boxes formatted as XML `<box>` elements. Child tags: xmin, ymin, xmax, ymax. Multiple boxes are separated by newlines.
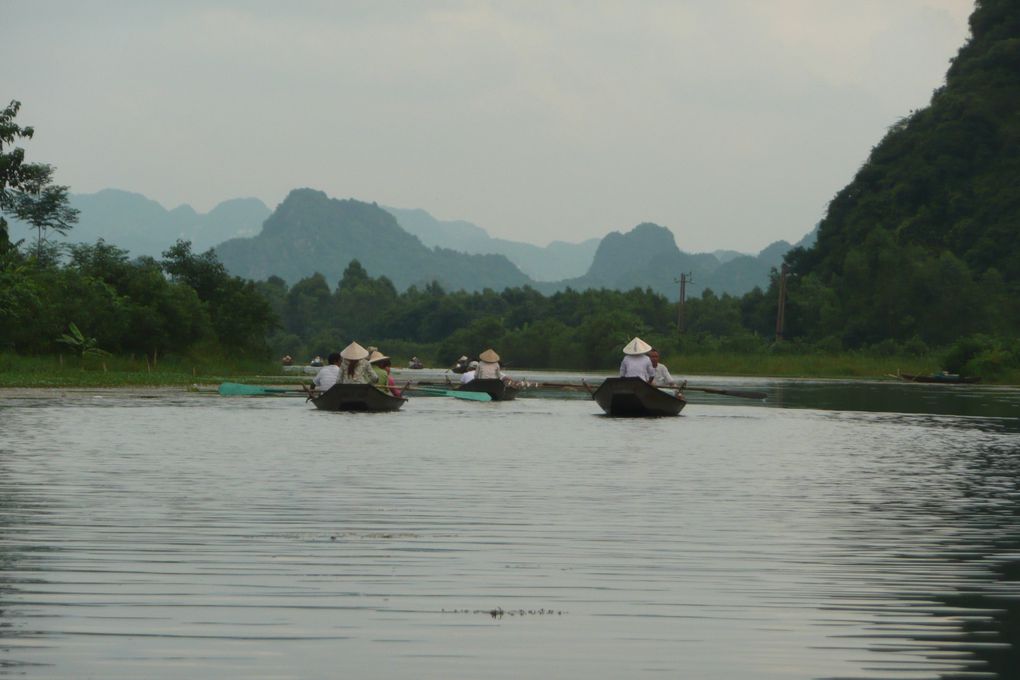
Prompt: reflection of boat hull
<box><xmin>592</xmin><ymin>377</ymin><xmax>686</xmax><ymax>417</ymax></box>
<box><xmin>899</xmin><ymin>373</ymin><xmax>981</xmax><ymax>384</ymax></box>
<box><xmin>458</xmin><ymin>378</ymin><xmax>519</xmax><ymax>401</ymax></box>
<box><xmin>312</xmin><ymin>384</ymin><xmax>407</xmax><ymax>412</ymax></box>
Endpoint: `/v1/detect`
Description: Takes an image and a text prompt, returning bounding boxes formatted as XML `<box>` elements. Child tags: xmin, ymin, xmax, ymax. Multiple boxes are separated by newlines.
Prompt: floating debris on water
<box><xmin>440</xmin><ymin>607</ymin><xmax>564</xmax><ymax>618</ymax></box>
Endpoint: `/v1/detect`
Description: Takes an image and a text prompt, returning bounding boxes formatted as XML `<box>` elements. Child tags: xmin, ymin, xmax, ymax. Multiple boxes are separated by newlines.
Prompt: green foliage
<box><xmin>0</xmin><ymin>100</ymin><xmax>79</xmax><ymax>255</ymax></box>
<box><xmin>1</xmin><ymin>234</ymin><xmax>274</xmax><ymax>360</ymax></box>
<box><xmin>942</xmin><ymin>334</ymin><xmax>997</xmax><ymax>374</ymax></box>
<box><xmin>57</xmin><ymin>322</ymin><xmax>110</xmax><ymax>362</ymax></box>
<box><xmin>161</xmin><ymin>240</ymin><xmax>276</xmax><ymax>356</ymax></box>
<box><xmin>781</xmin><ymin>1</ymin><xmax>1020</xmax><ymax>350</ymax></box>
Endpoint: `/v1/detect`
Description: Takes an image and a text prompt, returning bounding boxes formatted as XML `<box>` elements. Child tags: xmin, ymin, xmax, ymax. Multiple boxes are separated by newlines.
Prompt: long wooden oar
<box><xmin>218</xmin><ymin>382</ymin><xmax>305</xmax><ymax>396</ymax></box>
<box><xmin>682</xmin><ymin>385</ymin><xmax>766</xmax><ymax>400</ymax></box>
<box><xmin>405</xmin><ymin>386</ymin><xmax>492</xmax><ymax>402</ymax></box>
<box><xmin>535</xmin><ymin>380</ymin><xmax>766</xmax><ymax>400</ymax></box>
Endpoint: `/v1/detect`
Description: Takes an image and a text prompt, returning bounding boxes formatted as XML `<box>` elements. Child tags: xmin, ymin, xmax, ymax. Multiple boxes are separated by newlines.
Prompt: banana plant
<box><xmin>57</xmin><ymin>322</ymin><xmax>111</xmax><ymax>363</ymax></box>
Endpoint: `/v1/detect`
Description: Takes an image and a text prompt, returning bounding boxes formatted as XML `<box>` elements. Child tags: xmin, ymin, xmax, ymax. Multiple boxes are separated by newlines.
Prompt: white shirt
<box><xmin>653</xmin><ymin>363</ymin><xmax>674</xmax><ymax>386</ymax></box>
<box><xmin>619</xmin><ymin>354</ymin><xmax>655</xmax><ymax>381</ymax></box>
<box><xmin>459</xmin><ymin>370</ymin><xmax>476</xmax><ymax>384</ymax></box>
<box><xmin>313</xmin><ymin>364</ymin><xmax>340</xmax><ymax>390</ymax></box>
<box><xmin>475</xmin><ymin>361</ymin><xmax>505</xmax><ymax>380</ymax></box>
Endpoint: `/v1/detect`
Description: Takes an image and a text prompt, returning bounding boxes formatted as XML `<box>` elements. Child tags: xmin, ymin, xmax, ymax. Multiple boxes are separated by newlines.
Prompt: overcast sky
<box><xmin>4</xmin><ymin>1</ymin><xmax>973</xmax><ymax>252</ymax></box>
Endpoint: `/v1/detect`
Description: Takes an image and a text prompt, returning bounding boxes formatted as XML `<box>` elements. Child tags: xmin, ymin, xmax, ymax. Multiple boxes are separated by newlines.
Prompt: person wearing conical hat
<box><xmin>338</xmin><ymin>342</ymin><xmax>379</xmax><ymax>385</ymax></box>
<box><xmin>475</xmin><ymin>348</ymin><xmax>508</xmax><ymax>381</ymax></box>
<box><xmin>619</xmin><ymin>337</ymin><xmax>655</xmax><ymax>383</ymax></box>
<box><xmin>369</xmin><ymin>350</ymin><xmax>401</xmax><ymax>397</ymax></box>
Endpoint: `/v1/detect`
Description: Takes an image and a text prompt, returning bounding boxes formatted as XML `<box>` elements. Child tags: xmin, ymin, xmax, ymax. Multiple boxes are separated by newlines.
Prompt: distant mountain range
<box><xmin>214</xmin><ymin>189</ymin><xmax>531</xmax><ymax>292</ymax></box>
<box><xmin>12</xmin><ymin>188</ymin><xmax>271</xmax><ymax>256</ymax></box>
<box><xmin>383</xmin><ymin>206</ymin><xmax>600</xmax><ymax>281</ymax></box>
<box><xmin>8</xmin><ymin>187</ymin><xmax>815</xmax><ymax>298</ymax></box>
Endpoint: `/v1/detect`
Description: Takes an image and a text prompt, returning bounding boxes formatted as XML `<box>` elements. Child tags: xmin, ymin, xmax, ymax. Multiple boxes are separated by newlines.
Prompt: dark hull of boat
<box><xmin>458</xmin><ymin>378</ymin><xmax>519</xmax><ymax>401</ymax></box>
<box><xmin>592</xmin><ymin>377</ymin><xmax>686</xmax><ymax>417</ymax></box>
<box><xmin>312</xmin><ymin>384</ymin><xmax>407</xmax><ymax>412</ymax></box>
<box><xmin>899</xmin><ymin>373</ymin><xmax>981</xmax><ymax>384</ymax></box>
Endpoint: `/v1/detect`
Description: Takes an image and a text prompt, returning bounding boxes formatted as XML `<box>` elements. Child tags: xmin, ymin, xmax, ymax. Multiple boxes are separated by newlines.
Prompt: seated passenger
<box><xmin>459</xmin><ymin>360</ymin><xmax>479</xmax><ymax>384</ymax></box>
<box><xmin>369</xmin><ymin>350</ymin><xmax>402</xmax><ymax>397</ymax></box>
<box><xmin>311</xmin><ymin>352</ymin><xmax>342</xmax><ymax>393</ymax></box>
<box><xmin>338</xmin><ymin>342</ymin><xmax>379</xmax><ymax>385</ymax></box>
<box><xmin>619</xmin><ymin>337</ymin><xmax>655</xmax><ymax>383</ymax></box>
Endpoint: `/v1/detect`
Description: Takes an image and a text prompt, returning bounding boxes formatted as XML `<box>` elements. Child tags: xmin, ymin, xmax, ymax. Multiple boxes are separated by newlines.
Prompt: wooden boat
<box><xmin>457</xmin><ymin>378</ymin><xmax>519</xmax><ymax>401</ymax></box>
<box><xmin>311</xmin><ymin>383</ymin><xmax>407</xmax><ymax>412</ymax></box>
<box><xmin>591</xmin><ymin>377</ymin><xmax>686</xmax><ymax>417</ymax></box>
<box><xmin>897</xmin><ymin>372</ymin><xmax>981</xmax><ymax>384</ymax></box>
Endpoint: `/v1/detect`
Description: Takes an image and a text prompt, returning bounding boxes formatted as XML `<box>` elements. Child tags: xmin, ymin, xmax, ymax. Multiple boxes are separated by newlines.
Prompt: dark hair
<box><xmin>346</xmin><ymin>360</ymin><xmax>358</xmax><ymax>377</ymax></box>
<box><xmin>327</xmin><ymin>352</ymin><xmax>342</xmax><ymax>364</ymax></box>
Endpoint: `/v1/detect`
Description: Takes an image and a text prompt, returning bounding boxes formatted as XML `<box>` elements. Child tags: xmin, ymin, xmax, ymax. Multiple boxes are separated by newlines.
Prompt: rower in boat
<box><xmin>475</xmin><ymin>349</ymin><xmax>507</xmax><ymax>380</ymax></box>
<box><xmin>619</xmin><ymin>337</ymin><xmax>655</xmax><ymax>382</ymax></box>
<box><xmin>458</xmin><ymin>350</ymin><xmax>520</xmax><ymax>401</ymax></box>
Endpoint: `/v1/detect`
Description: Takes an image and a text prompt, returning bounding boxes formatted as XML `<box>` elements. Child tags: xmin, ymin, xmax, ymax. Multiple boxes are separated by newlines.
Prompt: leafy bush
<box><xmin>942</xmin><ymin>334</ymin><xmax>998</xmax><ymax>373</ymax></box>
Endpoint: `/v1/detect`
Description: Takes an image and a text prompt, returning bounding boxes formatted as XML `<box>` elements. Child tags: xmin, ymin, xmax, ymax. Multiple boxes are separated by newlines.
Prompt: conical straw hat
<box><xmin>368</xmin><ymin>350</ymin><xmax>389</xmax><ymax>364</ymax></box>
<box><xmin>622</xmin><ymin>337</ymin><xmax>652</xmax><ymax>355</ymax></box>
<box><xmin>479</xmin><ymin>348</ymin><xmax>500</xmax><ymax>363</ymax></box>
<box><xmin>340</xmin><ymin>342</ymin><xmax>369</xmax><ymax>361</ymax></box>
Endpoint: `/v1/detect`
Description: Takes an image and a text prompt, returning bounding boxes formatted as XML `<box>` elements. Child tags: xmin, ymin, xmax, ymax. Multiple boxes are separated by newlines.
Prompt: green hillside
<box><xmin>215</xmin><ymin>189</ymin><xmax>531</xmax><ymax>293</ymax></box>
<box><xmin>785</xmin><ymin>0</ymin><xmax>1020</xmax><ymax>348</ymax></box>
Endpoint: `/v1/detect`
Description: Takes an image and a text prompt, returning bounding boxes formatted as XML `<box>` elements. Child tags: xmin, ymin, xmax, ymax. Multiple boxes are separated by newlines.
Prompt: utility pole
<box><xmin>775</xmin><ymin>263</ymin><xmax>789</xmax><ymax>342</ymax></box>
<box><xmin>675</xmin><ymin>273</ymin><xmax>692</xmax><ymax>333</ymax></box>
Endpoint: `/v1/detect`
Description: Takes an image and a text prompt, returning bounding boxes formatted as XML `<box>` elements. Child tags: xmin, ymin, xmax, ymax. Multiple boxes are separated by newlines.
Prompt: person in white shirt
<box><xmin>459</xmin><ymin>361</ymin><xmax>479</xmax><ymax>384</ymax></box>
<box><xmin>475</xmin><ymin>349</ymin><xmax>509</xmax><ymax>381</ymax></box>
<box><xmin>619</xmin><ymin>337</ymin><xmax>655</xmax><ymax>382</ymax></box>
<box><xmin>648</xmin><ymin>348</ymin><xmax>677</xmax><ymax>386</ymax></box>
<box><xmin>311</xmin><ymin>352</ymin><xmax>341</xmax><ymax>392</ymax></box>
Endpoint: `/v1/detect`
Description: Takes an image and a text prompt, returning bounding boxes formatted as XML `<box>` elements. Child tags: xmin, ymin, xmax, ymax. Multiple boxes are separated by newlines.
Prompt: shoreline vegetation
<box><xmin>2</xmin><ymin>352</ymin><xmax>1014</xmax><ymax>389</ymax></box>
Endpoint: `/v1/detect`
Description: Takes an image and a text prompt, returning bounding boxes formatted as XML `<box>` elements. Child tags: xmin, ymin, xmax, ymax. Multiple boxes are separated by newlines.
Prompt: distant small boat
<box><xmin>457</xmin><ymin>378</ymin><xmax>519</xmax><ymax>401</ymax></box>
<box><xmin>591</xmin><ymin>377</ymin><xmax>686</xmax><ymax>417</ymax></box>
<box><xmin>311</xmin><ymin>383</ymin><xmax>407</xmax><ymax>412</ymax></box>
<box><xmin>897</xmin><ymin>372</ymin><xmax>981</xmax><ymax>385</ymax></box>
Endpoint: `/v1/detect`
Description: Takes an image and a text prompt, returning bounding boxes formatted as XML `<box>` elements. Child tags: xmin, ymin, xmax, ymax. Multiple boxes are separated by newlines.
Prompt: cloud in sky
<box><xmin>3</xmin><ymin>1</ymin><xmax>973</xmax><ymax>252</ymax></box>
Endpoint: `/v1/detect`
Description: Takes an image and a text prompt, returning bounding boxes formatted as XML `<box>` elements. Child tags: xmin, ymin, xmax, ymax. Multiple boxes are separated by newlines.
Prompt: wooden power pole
<box><xmin>775</xmin><ymin>263</ymin><xmax>789</xmax><ymax>342</ymax></box>
<box><xmin>675</xmin><ymin>273</ymin><xmax>692</xmax><ymax>333</ymax></box>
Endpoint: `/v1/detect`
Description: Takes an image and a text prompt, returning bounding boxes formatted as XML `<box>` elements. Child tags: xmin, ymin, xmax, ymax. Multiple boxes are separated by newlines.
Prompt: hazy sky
<box><xmin>4</xmin><ymin>1</ymin><xmax>973</xmax><ymax>252</ymax></box>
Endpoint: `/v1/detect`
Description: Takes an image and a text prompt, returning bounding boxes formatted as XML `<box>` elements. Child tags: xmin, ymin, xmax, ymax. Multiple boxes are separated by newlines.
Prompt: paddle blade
<box><xmin>217</xmin><ymin>382</ymin><xmax>297</xmax><ymax>396</ymax></box>
<box><xmin>451</xmin><ymin>390</ymin><xmax>492</xmax><ymax>402</ymax></box>
<box><xmin>411</xmin><ymin>386</ymin><xmax>492</xmax><ymax>401</ymax></box>
<box><xmin>219</xmin><ymin>382</ymin><xmax>267</xmax><ymax>396</ymax></box>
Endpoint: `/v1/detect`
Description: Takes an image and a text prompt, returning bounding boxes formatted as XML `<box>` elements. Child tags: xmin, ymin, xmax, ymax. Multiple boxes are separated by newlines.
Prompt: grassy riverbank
<box><xmin>3</xmin><ymin>351</ymin><xmax>1014</xmax><ymax>387</ymax></box>
<box><xmin>0</xmin><ymin>353</ymin><xmax>294</xmax><ymax>388</ymax></box>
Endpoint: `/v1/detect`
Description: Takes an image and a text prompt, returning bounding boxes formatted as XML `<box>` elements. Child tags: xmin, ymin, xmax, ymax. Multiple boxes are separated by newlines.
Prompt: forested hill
<box><xmin>214</xmin><ymin>189</ymin><xmax>532</xmax><ymax>292</ymax></box>
<box><xmin>784</xmin><ymin>0</ymin><xmax>1020</xmax><ymax>347</ymax></box>
<box><xmin>537</xmin><ymin>222</ymin><xmax>798</xmax><ymax>300</ymax></box>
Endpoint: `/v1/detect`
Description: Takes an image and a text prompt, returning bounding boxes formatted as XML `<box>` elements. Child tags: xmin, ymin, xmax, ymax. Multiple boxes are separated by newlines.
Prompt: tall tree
<box><xmin>0</xmin><ymin>100</ymin><xmax>79</xmax><ymax>256</ymax></box>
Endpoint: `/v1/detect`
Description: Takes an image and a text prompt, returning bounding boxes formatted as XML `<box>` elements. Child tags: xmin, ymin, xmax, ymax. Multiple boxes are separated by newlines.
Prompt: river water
<box><xmin>1</xmin><ymin>376</ymin><xmax>1019</xmax><ymax>679</ymax></box>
